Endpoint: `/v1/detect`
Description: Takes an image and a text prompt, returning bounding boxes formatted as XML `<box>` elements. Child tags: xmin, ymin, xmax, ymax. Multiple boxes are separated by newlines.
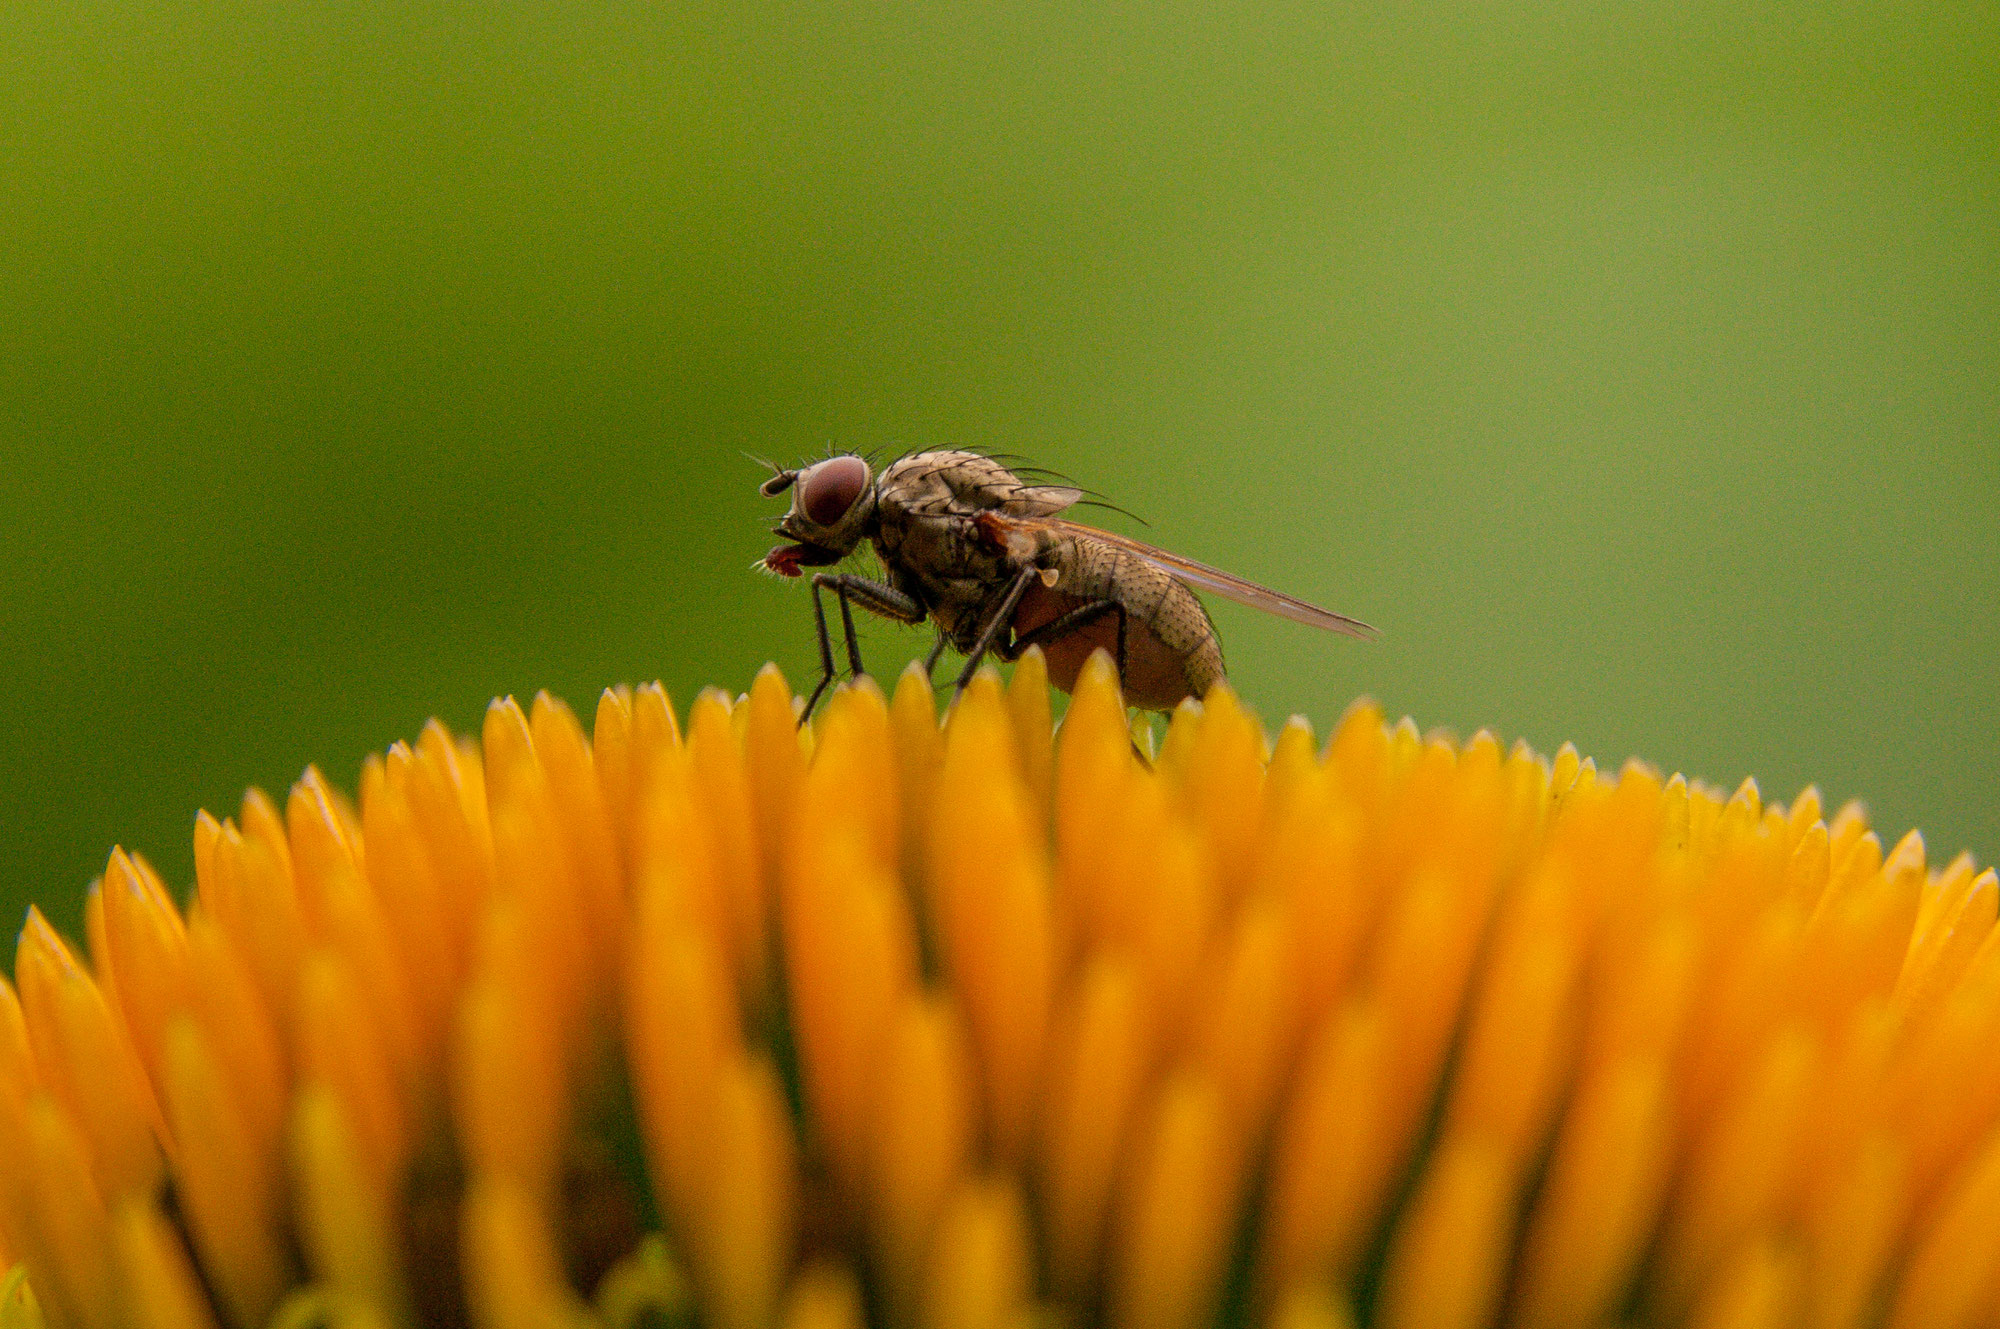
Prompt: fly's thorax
<box><xmin>872</xmin><ymin>507</ymin><xmax>1012</xmax><ymax>648</ymax></box>
<box><xmin>876</xmin><ymin>450</ymin><xmax>1022</xmax><ymax>514</ymax></box>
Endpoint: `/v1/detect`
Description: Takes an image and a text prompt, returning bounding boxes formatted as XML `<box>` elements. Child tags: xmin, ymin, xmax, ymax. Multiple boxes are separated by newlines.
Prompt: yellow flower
<box><xmin>4</xmin><ymin>650</ymin><xmax>2000</xmax><ymax>1329</ymax></box>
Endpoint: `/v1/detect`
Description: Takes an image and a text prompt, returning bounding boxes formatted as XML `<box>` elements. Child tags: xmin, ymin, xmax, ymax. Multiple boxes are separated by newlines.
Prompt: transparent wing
<box><xmin>1046</xmin><ymin>519</ymin><xmax>1378</xmax><ymax>639</ymax></box>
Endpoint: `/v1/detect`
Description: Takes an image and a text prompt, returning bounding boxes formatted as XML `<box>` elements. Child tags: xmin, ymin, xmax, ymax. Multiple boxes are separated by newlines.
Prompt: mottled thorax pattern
<box><xmin>873</xmin><ymin>452</ymin><xmax>1026</xmax><ymax>647</ymax></box>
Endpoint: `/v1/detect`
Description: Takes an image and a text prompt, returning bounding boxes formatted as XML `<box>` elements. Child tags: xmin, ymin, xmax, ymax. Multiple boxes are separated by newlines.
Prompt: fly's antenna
<box><xmin>749</xmin><ymin>451</ymin><xmax>799</xmax><ymax>498</ymax></box>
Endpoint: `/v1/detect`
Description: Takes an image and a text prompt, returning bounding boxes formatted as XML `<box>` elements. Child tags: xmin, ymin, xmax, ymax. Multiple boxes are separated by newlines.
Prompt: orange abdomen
<box><xmin>1012</xmin><ymin>582</ymin><xmax>1220</xmax><ymax>711</ymax></box>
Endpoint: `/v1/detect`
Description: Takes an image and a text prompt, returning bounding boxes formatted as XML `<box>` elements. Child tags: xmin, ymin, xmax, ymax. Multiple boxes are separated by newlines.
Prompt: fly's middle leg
<box><xmin>805</xmin><ymin>573</ymin><xmax>926</xmax><ymax>723</ymax></box>
<box><xmin>949</xmin><ymin>564</ymin><xmax>1041</xmax><ymax>707</ymax></box>
<box><xmin>922</xmin><ymin>633</ymin><xmax>950</xmax><ymax>679</ymax></box>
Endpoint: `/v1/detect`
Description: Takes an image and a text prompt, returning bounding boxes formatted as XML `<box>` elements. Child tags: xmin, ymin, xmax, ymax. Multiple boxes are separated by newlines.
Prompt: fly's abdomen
<box><xmin>1014</xmin><ymin>538</ymin><xmax>1223</xmax><ymax>711</ymax></box>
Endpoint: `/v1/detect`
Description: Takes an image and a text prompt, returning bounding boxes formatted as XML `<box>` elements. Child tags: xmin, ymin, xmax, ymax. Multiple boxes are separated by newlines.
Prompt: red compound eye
<box><xmin>801</xmin><ymin>455</ymin><xmax>869</xmax><ymax>526</ymax></box>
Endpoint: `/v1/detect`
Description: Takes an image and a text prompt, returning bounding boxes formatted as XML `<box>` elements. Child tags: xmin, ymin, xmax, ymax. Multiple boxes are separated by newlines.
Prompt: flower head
<box><xmin>3</xmin><ymin>651</ymin><xmax>1998</xmax><ymax>1329</ymax></box>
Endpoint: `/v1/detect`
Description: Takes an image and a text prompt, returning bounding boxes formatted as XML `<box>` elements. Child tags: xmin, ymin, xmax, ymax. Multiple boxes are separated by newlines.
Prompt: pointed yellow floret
<box><xmin>290</xmin><ymin>1086</ymin><xmax>410</xmax><ymax>1324</ymax></box>
<box><xmin>111</xmin><ymin>1197</ymin><xmax>219</xmax><ymax>1329</ymax></box>
<box><xmin>461</xmin><ymin>1175</ymin><xmax>595</xmax><ymax>1329</ymax></box>
<box><xmin>1111</xmin><ymin>1070</ymin><xmax>1238</xmax><ymax>1329</ymax></box>
<box><xmin>97</xmin><ymin>851</ymin><xmax>189</xmax><ymax>1144</ymax></box>
<box><xmin>923</xmin><ymin>1178</ymin><xmax>1033</xmax><ymax>1329</ymax></box>
<box><xmin>782</xmin><ymin>781</ymin><xmax>917</xmax><ymax>1206</ymax></box>
<box><xmin>0</xmin><ymin>1266</ymin><xmax>42</xmax><ymax>1329</ymax></box>
<box><xmin>933</xmin><ymin>672</ymin><xmax>1054</xmax><ymax>1168</ymax></box>
<box><xmin>14</xmin><ymin>906</ymin><xmax>163</xmax><ymax>1203</ymax></box>
<box><xmin>1040</xmin><ymin>953</ymin><xmax>1147</xmax><ymax>1302</ymax></box>
<box><xmin>13</xmin><ymin>1093</ymin><xmax>119</xmax><ymax>1329</ymax></box>
<box><xmin>781</xmin><ymin>1263</ymin><xmax>866</xmax><ymax>1329</ymax></box>
<box><xmin>4</xmin><ymin>652</ymin><xmax>1999</xmax><ymax>1329</ymax></box>
<box><xmin>687</xmin><ymin>690</ymin><xmax>769</xmax><ymax>1005</ymax></box>
<box><xmin>868</xmin><ymin>992</ymin><xmax>973</xmax><ymax>1326</ymax></box>
<box><xmin>1375</xmin><ymin>1135</ymin><xmax>1511</xmax><ymax>1329</ymax></box>
<box><xmin>160</xmin><ymin>1015</ymin><xmax>290</xmax><ymax>1328</ymax></box>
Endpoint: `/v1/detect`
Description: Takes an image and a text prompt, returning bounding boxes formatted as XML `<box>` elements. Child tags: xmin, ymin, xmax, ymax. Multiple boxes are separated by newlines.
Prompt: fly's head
<box><xmin>757</xmin><ymin>454</ymin><xmax>878</xmax><ymax>577</ymax></box>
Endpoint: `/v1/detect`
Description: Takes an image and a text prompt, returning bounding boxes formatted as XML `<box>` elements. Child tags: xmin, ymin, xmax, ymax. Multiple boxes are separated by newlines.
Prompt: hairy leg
<box><xmin>949</xmin><ymin>565</ymin><xmax>1041</xmax><ymax>706</ymax></box>
<box><xmin>1000</xmin><ymin>595</ymin><xmax>1128</xmax><ymax>685</ymax></box>
<box><xmin>804</xmin><ymin>573</ymin><xmax>927</xmax><ymax>722</ymax></box>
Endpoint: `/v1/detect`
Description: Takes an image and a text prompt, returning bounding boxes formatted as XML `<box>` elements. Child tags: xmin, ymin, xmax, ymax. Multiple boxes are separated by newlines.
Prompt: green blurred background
<box><xmin>3</xmin><ymin>2</ymin><xmax>1995</xmax><ymax>937</ymax></box>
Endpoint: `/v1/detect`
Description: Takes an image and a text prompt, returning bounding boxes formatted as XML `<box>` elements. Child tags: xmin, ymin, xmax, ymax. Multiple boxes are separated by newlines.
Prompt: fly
<box><xmin>757</xmin><ymin>449</ymin><xmax>1375</xmax><ymax>720</ymax></box>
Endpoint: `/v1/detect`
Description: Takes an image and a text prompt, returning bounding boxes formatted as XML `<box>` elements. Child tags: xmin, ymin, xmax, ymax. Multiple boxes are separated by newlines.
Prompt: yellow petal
<box><xmin>924</xmin><ymin>1178</ymin><xmax>1031</xmax><ymax>1329</ymax></box>
<box><xmin>290</xmin><ymin>1086</ymin><xmax>410</xmax><ymax>1323</ymax></box>
<box><xmin>782</xmin><ymin>822</ymin><xmax>916</xmax><ymax>1201</ymax></box>
<box><xmin>591</xmin><ymin>686</ymin><xmax>638</xmax><ymax>865</ymax></box>
<box><xmin>296</xmin><ymin>951</ymin><xmax>405</xmax><ymax>1193</ymax></box>
<box><xmin>287</xmin><ymin>767</ymin><xmax>367</xmax><ymax>938</ymax></box>
<box><xmin>13</xmin><ymin>908</ymin><xmax>162</xmax><ymax>1201</ymax></box>
<box><xmin>1659</xmin><ymin>1029</ymin><xmax>1817</xmax><ymax>1311</ymax></box>
<box><xmin>460</xmin><ymin>1177</ymin><xmax>596</xmax><ymax>1329</ymax></box>
<box><xmin>1004</xmin><ymin>646</ymin><xmax>1054</xmax><ymax>823</ymax></box>
<box><xmin>1041</xmin><ymin>955</ymin><xmax>1146</xmax><ymax>1303</ymax></box>
<box><xmin>96</xmin><ymin>850</ymin><xmax>189</xmax><ymax>1130</ymax></box>
<box><xmin>868</xmin><ymin>992</ymin><xmax>973</xmax><ymax>1326</ymax></box>
<box><xmin>933</xmin><ymin>683</ymin><xmax>1052</xmax><ymax>1165</ymax></box>
<box><xmin>1886</xmin><ymin>1121</ymin><xmax>2000</xmax><ymax>1329</ymax></box>
<box><xmin>1183</xmin><ymin>893</ymin><xmax>1296</xmax><ymax>1142</ymax></box>
<box><xmin>110</xmin><ymin>1197</ymin><xmax>219</xmax><ymax>1329</ymax></box>
<box><xmin>1261</xmin><ymin>1000</ymin><xmax>1386</xmax><ymax>1292</ymax></box>
<box><xmin>196</xmin><ymin>811</ymin><xmax>307</xmax><ymax>1039</ymax></box>
<box><xmin>781</xmin><ymin>1263</ymin><xmax>865</xmax><ymax>1329</ymax></box>
<box><xmin>1170</xmin><ymin>683</ymin><xmax>1267</xmax><ymax>905</ymax></box>
<box><xmin>160</xmin><ymin>1017</ymin><xmax>291</xmax><ymax>1328</ymax></box>
<box><xmin>0</xmin><ymin>974</ymin><xmax>35</xmax><ymax>1100</ymax></box>
<box><xmin>1688</xmin><ymin>1240</ymin><xmax>1803</xmax><ymax>1329</ymax></box>
<box><xmin>1109</xmin><ymin>1072</ymin><xmax>1237</xmax><ymax>1329</ymax></box>
<box><xmin>358</xmin><ymin>750</ymin><xmax>458</xmax><ymax>1073</ymax></box>
<box><xmin>1375</xmin><ymin>1135</ymin><xmax>1511</xmax><ymax>1329</ymax></box>
<box><xmin>889</xmin><ymin>664</ymin><xmax>944</xmax><ymax>921</ymax></box>
<box><xmin>1445</xmin><ymin>866</ymin><xmax>1581</xmax><ymax>1169</ymax></box>
<box><xmin>626</xmin><ymin>853</ymin><xmax>743</xmax><ymax>1250</ymax></box>
<box><xmin>530</xmin><ymin>690</ymin><xmax>626</xmax><ymax>995</ymax></box>
<box><xmin>1512</xmin><ymin>1059</ymin><xmax>1674</xmax><ymax>1329</ymax></box>
<box><xmin>687</xmin><ymin>689</ymin><xmax>769</xmax><ymax>1005</ymax></box>
<box><xmin>697</xmin><ymin>1054</ymin><xmax>797</xmax><ymax>1329</ymax></box>
<box><xmin>1802</xmin><ymin>1134</ymin><xmax>1905</xmax><ymax>1329</ymax></box>
<box><xmin>15</xmin><ymin>1094</ymin><xmax>120</xmax><ymax>1329</ymax></box>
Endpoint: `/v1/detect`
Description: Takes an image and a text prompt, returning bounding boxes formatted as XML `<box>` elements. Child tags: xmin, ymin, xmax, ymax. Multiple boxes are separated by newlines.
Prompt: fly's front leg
<box><xmin>1000</xmin><ymin>596</ymin><xmax>1129</xmax><ymax>687</ymax></box>
<box><xmin>950</xmin><ymin>564</ymin><xmax>1041</xmax><ymax>707</ymax></box>
<box><xmin>804</xmin><ymin>573</ymin><xmax>926</xmax><ymax>723</ymax></box>
<box><xmin>922</xmin><ymin>633</ymin><xmax>950</xmax><ymax>680</ymax></box>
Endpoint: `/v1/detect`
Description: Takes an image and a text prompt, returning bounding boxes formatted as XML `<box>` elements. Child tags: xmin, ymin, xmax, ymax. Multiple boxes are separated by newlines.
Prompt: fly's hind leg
<box><xmin>805</xmin><ymin>573</ymin><xmax>926</xmax><ymax>723</ymax></box>
<box><xmin>1000</xmin><ymin>596</ymin><xmax>1129</xmax><ymax>689</ymax></box>
<box><xmin>1002</xmin><ymin>596</ymin><xmax>1149</xmax><ymax>763</ymax></box>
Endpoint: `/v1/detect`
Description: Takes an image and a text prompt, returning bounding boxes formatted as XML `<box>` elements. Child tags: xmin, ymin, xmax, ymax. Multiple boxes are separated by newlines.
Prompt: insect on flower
<box><xmin>757</xmin><ymin>449</ymin><xmax>1376</xmax><ymax>719</ymax></box>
